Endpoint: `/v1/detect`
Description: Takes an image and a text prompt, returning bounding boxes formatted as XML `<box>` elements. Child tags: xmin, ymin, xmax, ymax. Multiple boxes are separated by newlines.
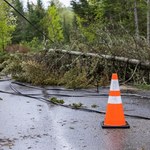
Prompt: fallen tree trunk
<box><xmin>48</xmin><ymin>49</ymin><xmax>150</xmax><ymax>69</ymax></box>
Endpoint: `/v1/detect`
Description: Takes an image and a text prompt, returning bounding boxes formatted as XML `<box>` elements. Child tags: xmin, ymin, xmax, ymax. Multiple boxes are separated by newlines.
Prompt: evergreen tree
<box><xmin>71</xmin><ymin>0</ymin><xmax>97</xmax><ymax>25</ymax></box>
<box><xmin>25</xmin><ymin>0</ymin><xmax>45</xmax><ymax>42</ymax></box>
<box><xmin>63</xmin><ymin>16</ymin><xmax>70</xmax><ymax>42</ymax></box>
<box><xmin>60</xmin><ymin>7</ymin><xmax>74</xmax><ymax>43</ymax></box>
<box><xmin>34</xmin><ymin>0</ymin><xmax>45</xmax><ymax>39</ymax></box>
<box><xmin>71</xmin><ymin>0</ymin><xmax>147</xmax><ymax>37</ymax></box>
<box><xmin>12</xmin><ymin>0</ymin><xmax>26</xmax><ymax>43</ymax></box>
<box><xmin>43</xmin><ymin>4</ymin><xmax>64</xmax><ymax>43</ymax></box>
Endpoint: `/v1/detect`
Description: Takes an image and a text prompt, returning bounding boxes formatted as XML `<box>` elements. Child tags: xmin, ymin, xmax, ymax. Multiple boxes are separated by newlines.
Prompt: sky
<box><xmin>22</xmin><ymin>0</ymin><xmax>71</xmax><ymax>7</ymax></box>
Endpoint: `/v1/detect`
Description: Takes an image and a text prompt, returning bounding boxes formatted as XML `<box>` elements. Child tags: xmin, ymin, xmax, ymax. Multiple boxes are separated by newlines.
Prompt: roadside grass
<box><xmin>134</xmin><ymin>84</ymin><xmax>150</xmax><ymax>90</ymax></box>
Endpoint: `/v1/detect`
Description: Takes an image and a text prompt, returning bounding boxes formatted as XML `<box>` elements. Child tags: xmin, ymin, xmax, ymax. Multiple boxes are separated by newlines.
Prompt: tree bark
<box><xmin>147</xmin><ymin>0</ymin><xmax>150</xmax><ymax>45</ymax></box>
<box><xmin>48</xmin><ymin>49</ymin><xmax>150</xmax><ymax>69</ymax></box>
<box><xmin>134</xmin><ymin>0</ymin><xmax>139</xmax><ymax>38</ymax></box>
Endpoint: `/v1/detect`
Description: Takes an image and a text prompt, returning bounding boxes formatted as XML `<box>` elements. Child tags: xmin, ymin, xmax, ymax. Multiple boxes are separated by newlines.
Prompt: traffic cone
<box><xmin>101</xmin><ymin>73</ymin><xmax>130</xmax><ymax>128</ymax></box>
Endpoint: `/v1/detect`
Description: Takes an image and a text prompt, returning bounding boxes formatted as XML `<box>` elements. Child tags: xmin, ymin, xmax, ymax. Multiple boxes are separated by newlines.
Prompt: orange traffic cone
<box><xmin>101</xmin><ymin>73</ymin><xmax>130</xmax><ymax>128</ymax></box>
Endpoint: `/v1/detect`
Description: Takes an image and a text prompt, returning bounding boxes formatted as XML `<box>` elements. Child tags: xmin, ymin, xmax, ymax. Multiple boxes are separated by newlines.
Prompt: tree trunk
<box><xmin>48</xmin><ymin>49</ymin><xmax>150</xmax><ymax>69</ymax></box>
<box><xmin>147</xmin><ymin>0</ymin><xmax>150</xmax><ymax>46</ymax></box>
<box><xmin>134</xmin><ymin>0</ymin><xmax>139</xmax><ymax>38</ymax></box>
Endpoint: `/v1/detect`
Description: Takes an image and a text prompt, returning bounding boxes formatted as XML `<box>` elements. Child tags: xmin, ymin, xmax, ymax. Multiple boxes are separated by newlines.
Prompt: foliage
<box><xmin>0</xmin><ymin>52</ymin><xmax>9</xmax><ymax>64</ymax></box>
<box><xmin>71</xmin><ymin>0</ymin><xmax>147</xmax><ymax>40</ymax></box>
<box><xmin>60</xmin><ymin>67</ymin><xmax>90</xmax><ymax>89</ymax></box>
<box><xmin>70</xmin><ymin>102</ymin><xmax>83</xmax><ymax>109</ymax></box>
<box><xmin>43</xmin><ymin>5</ymin><xmax>64</xmax><ymax>44</ymax></box>
<box><xmin>49</xmin><ymin>97</ymin><xmax>64</xmax><ymax>104</ymax></box>
<box><xmin>60</xmin><ymin>7</ymin><xmax>74</xmax><ymax>43</ymax></box>
<box><xmin>21</xmin><ymin>37</ymin><xmax>44</xmax><ymax>52</ymax></box>
<box><xmin>1</xmin><ymin>50</ymin><xmax>150</xmax><ymax>87</ymax></box>
<box><xmin>21</xmin><ymin>60</ymin><xmax>48</xmax><ymax>84</ymax></box>
<box><xmin>25</xmin><ymin>0</ymin><xmax>45</xmax><ymax>42</ymax></box>
<box><xmin>134</xmin><ymin>84</ymin><xmax>150</xmax><ymax>90</ymax></box>
<box><xmin>12</xmin><ymin>0</ymin><xmax>26</xmax><ymax>43</ymax></box>
<box><xmin>1</xmin><ymin>0</ymin><xmax>150</xmax><ymax>87</ymax></box>
<box><xmin>0</xmin><ymin>0</ymin><xmax>16</xmax><ymax>51</ymax></box>
<box><xmin>0</xmin><ymin>52</ymin><xmax>102</xmax><ymax>87</ymax></box>
<box><xmin>95</xmin><ymin>0</ymin><xmax>147</xmax><ymax>36</ymax></box>
<box><xmin>0</xmin><ymin>53</ymin><xmax>23</xmax><ymax>78</ymax></box>
<box><xmin>71</xmin><ymin>0</ymin><xmax>97</xmax><ymax>24</ymax></box>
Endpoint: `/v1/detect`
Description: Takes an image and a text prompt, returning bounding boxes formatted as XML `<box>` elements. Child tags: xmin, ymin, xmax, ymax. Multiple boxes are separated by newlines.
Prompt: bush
<box><xmin>60</xmin><ymin>67</ymin><xmax>89</xmax><ymax>89</ymax></box>
<box><xmin>21</xmin><ymin>60</ymin><xmax>47</xmax><ymax>84</ymax></box>
<box><xmin>0</xmin><ymin>52</ymin><xmax>8</xmax><ymax>63</ymax></box>
<box><xmin>0</xmin><ymin>54</ymin><xmax>23</xmax><ymax>78</ymax></box>
<box><xmin>21</xmin><ymin>37</ymin><xmax>44</xmax><ymax>52</ymax></box>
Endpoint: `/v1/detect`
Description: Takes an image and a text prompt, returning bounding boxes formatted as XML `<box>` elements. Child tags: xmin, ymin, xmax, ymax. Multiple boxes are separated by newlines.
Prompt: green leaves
<box><xmin>43</xmin><ymin>5</ymin><xmax>64</xmax><ymax>43</ymax></box>
<box><xmin>0</xmin><ymin>0</ymin><xmax>16</xmax><ymax>51</ymax></box>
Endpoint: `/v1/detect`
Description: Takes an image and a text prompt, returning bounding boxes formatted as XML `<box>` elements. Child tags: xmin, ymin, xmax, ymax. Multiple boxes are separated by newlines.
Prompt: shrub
<box><xmin>0</xmin><ymin>54</ymin><xmax>23</xmax><ymax>78</ymax></box>
<box><xmin>21</xmin><ymin>60</ymin><xmax>49</xmax><ymax>85</ymax></box>
<box><xmin>60</xmin><ymin>67</ymin><xmax>89</xmax><ymax>89</ymax></box>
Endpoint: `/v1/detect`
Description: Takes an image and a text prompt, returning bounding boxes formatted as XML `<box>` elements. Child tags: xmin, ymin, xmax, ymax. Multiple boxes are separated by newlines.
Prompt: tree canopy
<box><xmin>0</xmin><ymin>0</ymin><xmax>16</xmax><ymax>51</ymax></box>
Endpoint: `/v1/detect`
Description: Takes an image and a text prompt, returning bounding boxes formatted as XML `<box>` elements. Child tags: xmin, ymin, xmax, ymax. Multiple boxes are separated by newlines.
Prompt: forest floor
<box><xmin>0</xmin><ymin>80</ymin><xmax>150</xmax><ymax>150</ymax></box>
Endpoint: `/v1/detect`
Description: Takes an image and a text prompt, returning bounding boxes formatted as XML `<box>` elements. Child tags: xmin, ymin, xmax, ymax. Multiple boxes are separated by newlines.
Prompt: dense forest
<box><xmin>1</xmin><ymin>0</ymin><xmax>150</xmax><ymax>88</ymax></box>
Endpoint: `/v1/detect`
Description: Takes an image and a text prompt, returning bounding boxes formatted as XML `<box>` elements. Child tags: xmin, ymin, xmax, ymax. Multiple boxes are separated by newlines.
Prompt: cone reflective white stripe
<box><xmin>108</xmin><ymin>96</ymin><xmax>122</xmax><ymax>104</ymax></box>
<box><xmin>110</xmin><ymin>80</ymin><xmax>120</xmax><ymax>91</ymax></box>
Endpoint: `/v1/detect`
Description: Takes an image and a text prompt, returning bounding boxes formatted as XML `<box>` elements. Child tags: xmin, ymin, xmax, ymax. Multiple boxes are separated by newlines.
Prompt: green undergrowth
<box><xmin>134</xmin><ymin>84</ymin><xmax>150</xmax><ymax>90</ymax></box>
<box><xmin>69</xmin><ymin>102</ymin><xmax>83</xmax><ymax>109</ymax></box>
<box><xmin>60</xmin><ymin>68</ymin><xmax>90</xmax><ymax>89</ymax></box>
<box><xmin>49</xmin><ymin>97</ymin><xmax>64</xmax><ymax>104</ymax></box>
<box><xmin>0</xmin><ymin>52</ymin><xmax>9</xmax><ymax>64</ymax></box>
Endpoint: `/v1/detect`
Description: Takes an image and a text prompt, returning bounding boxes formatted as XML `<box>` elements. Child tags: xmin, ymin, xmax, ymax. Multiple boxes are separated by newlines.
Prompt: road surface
<box><xmin>0</xmin><ymin>80</ymin><xmax>150</xmax><ymax>150</ymax></box>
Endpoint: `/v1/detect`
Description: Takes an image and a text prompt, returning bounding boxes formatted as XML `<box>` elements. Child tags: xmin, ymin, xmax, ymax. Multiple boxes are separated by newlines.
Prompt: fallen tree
<box><xmin>1</xmin><ymin>48</ymin><xmax>150</xmax><ymax>87</ymax></box>
<box><xmin>48</xmin><ymin>49</ymin><xmax>150</xmax><ymax>69</ymax></box>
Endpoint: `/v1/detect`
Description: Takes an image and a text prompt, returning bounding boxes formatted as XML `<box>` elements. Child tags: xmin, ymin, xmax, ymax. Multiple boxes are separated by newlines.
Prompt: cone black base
<box><xmin>101</xmin><ymin>121</ymin><xmax>130</xmax><ymax>129</ymax></box>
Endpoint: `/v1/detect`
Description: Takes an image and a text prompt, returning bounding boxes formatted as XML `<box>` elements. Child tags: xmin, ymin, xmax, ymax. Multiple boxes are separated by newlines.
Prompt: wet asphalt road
<box><xmin>0</xmin><ymin>80</ymin><xmax>150</xmax><ymax>150</ymax></box>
